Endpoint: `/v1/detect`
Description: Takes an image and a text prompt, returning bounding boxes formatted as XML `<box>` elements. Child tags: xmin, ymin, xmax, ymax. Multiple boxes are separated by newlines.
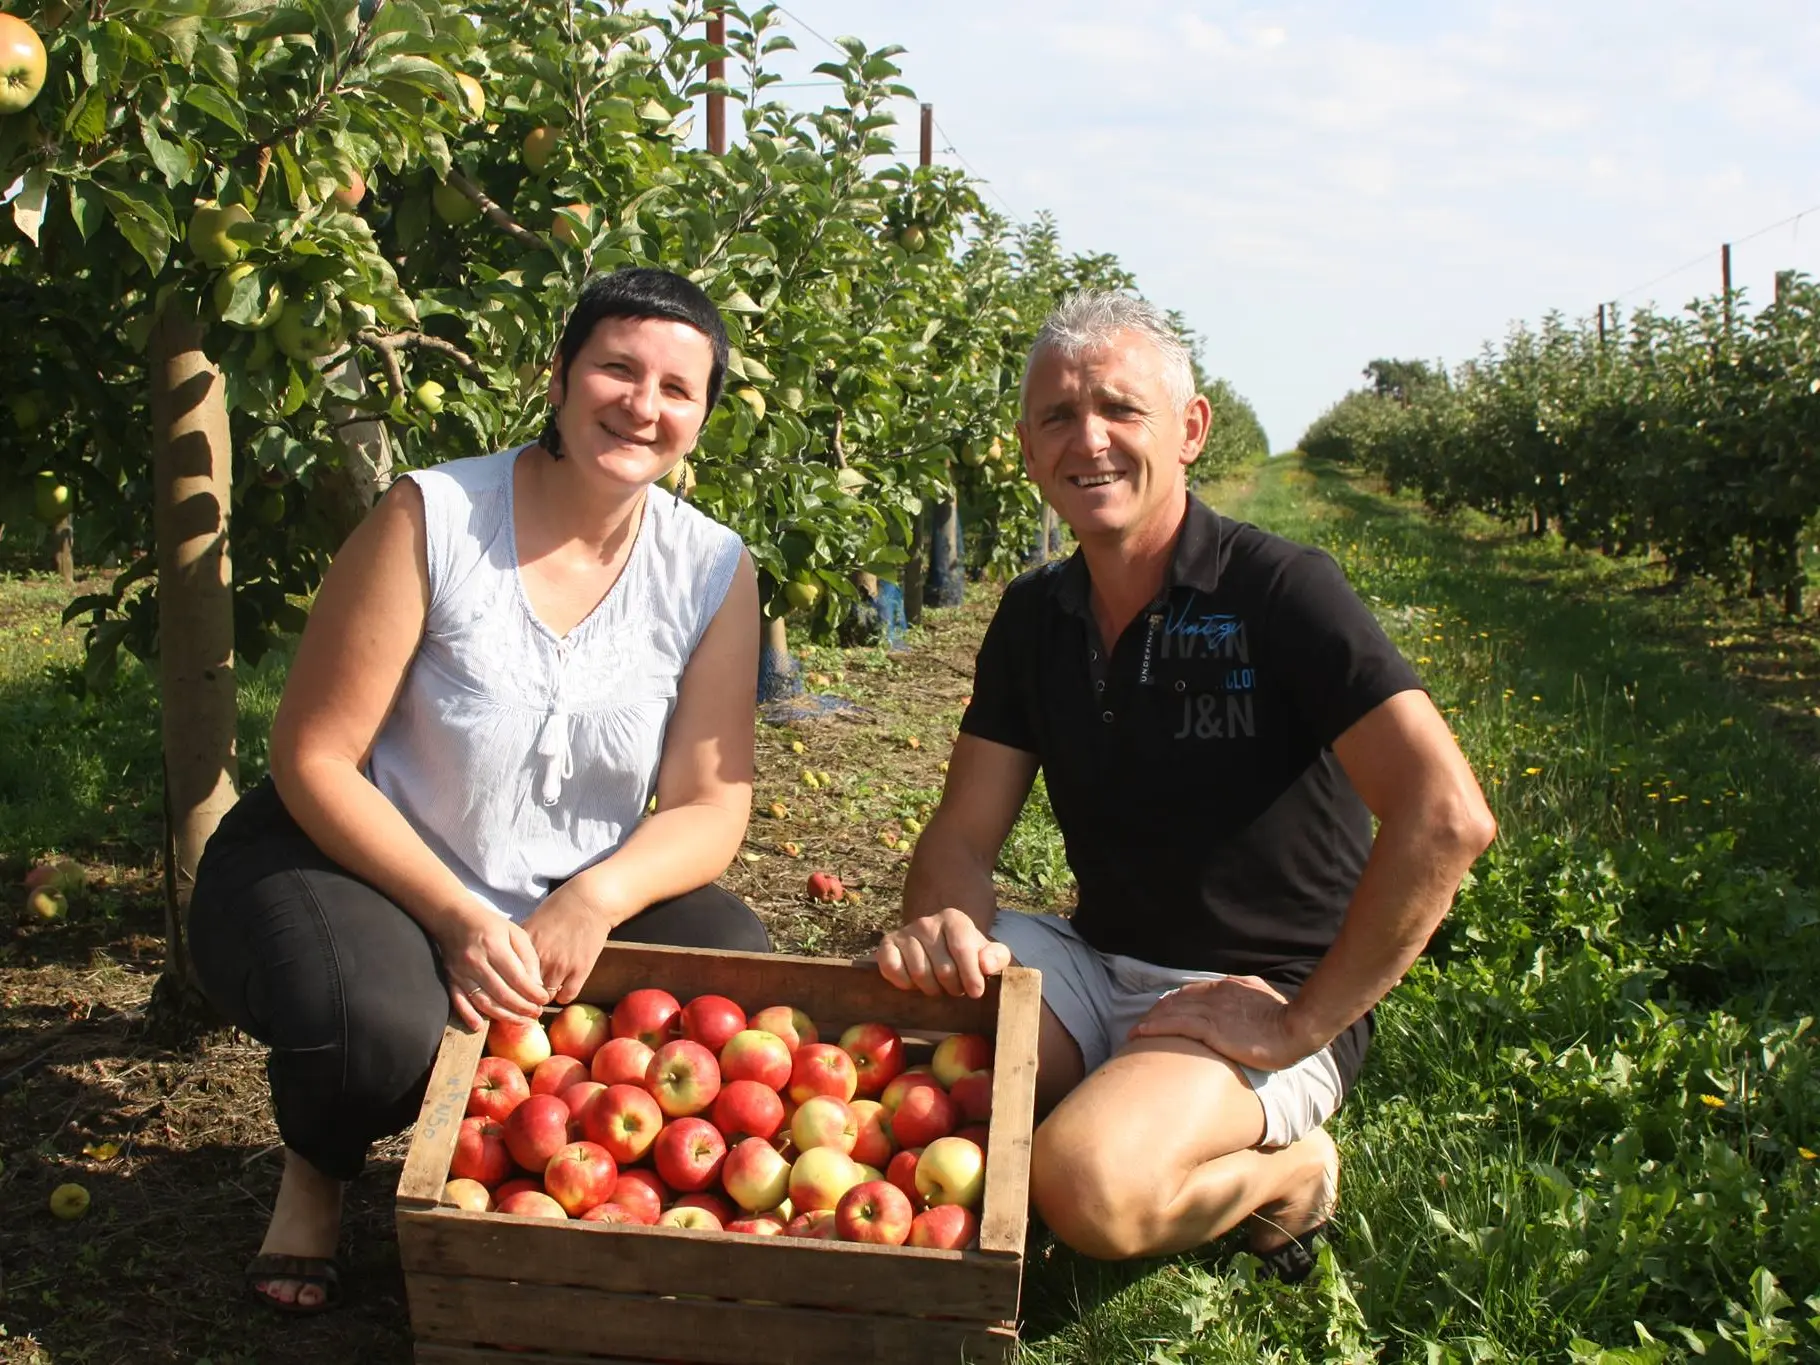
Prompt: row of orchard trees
<box><xmin>1302</xmin><ymin>277</ymin><xmax>1820</xmax><ymax>613</ymax></box>
<box><xmin>0</xmin><ymin>1</ymin><xmax>1264</xmax><ymax>1008</ymax></box>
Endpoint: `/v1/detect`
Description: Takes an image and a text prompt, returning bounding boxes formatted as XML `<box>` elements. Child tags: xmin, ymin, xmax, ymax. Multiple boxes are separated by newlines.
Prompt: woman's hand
<box><xmin>522</xmin><ymin>880</ymin><xmax>620</xmax><ymax>1006</ymax></box>
<box><xmin>438</xmin><ymin>904</ymin><xmax>550</xmax><ymax>1031</ymax></box>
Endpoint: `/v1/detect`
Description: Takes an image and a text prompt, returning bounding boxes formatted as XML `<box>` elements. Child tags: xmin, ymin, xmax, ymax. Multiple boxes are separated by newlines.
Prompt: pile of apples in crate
<box><xmin>445</xmin><ymin>988</ymin><xmax>994</xmax><ymax>1249</ymax></box>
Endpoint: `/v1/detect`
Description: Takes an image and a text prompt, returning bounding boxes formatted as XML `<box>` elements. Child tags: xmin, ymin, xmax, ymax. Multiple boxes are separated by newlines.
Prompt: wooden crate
<box><xmin>396</xmin><ymin>942</ymin><xmax>1042</xmax><ymax>1364</ymax></box>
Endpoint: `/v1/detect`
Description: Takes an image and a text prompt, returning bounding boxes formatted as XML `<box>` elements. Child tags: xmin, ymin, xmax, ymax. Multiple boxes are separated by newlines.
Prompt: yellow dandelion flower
<box><xmin>1530</xmin><ymin>695</ymin><xmax>1542</xmax><ymax>702</ymax></box>
<box><xmin>1720</xmin><ymin>717</ymin><xmax>1734</xmax><ymax>727</ymax></box>
<box><xmin>1800</xmin><ymin>1147</ymin><xmax>1817</xmax><ymax>1160</ymax></box>
<box><xmin>1523</xmin><ymin>767</ymin><xmax>1542</xmax><ymax>776</ymax></box>
<box><xmin>1417</xmin><ymin>656</ymin><xmax>1432</xmax><ymax>664</ymax></box>
<box><xmin>1699</xmin><ymin>1094</ymin><xmax>1725</xmax><ymax>1109</ymax></box>
<box><xmin>1647</xmin><ymin>792</ymin><xmax>1661</xmax><ymax>800</ymax></box>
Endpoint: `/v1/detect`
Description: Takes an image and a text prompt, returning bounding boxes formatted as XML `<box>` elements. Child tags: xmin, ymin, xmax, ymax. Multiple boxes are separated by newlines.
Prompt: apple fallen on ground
<box><xmin>806</xmin><ymin>870</ymin><xmax>844</xmax><ymax>903</ymax></box>
<box><xmin>49</xmin><ymin>1182</ymin><xmax>90</xmax><ymax>1220</ymax></box>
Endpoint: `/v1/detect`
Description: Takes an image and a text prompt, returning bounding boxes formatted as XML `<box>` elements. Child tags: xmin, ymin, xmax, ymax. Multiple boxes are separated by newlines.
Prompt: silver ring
<box><xmin>466</xmin><ymin>985</ymin><xmax>486</xmax><ymax>997</ymax></box>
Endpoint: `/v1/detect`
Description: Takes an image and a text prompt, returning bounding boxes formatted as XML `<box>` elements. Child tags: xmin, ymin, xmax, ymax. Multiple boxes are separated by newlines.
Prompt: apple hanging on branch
<box><xmin>0</xmin><ymin>15</ymin><xmax>48</xmax><ymax>116</ymax></box>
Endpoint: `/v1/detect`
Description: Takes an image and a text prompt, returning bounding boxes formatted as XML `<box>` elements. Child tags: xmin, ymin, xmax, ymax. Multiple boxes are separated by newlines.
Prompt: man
<box><xmin>874</xmin><ymin>291</ymin><xmax>1495</xmax><ymax>1277</ymax></box>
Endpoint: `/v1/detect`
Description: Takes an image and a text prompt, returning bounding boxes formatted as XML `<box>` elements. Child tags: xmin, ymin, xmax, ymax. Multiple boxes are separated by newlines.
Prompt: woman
<box><xmin>190</xmin><ymin>268</ymin><xmax>767</xmax><ymax>1314</ymax></box>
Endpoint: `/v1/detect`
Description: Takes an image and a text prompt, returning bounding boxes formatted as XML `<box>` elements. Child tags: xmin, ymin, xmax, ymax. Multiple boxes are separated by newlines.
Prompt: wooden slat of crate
<box><xmin>397</xmin><ymin>1207</ymin><xmax>1022</xmax><ymax>1321</ymax></box>
<box><xmin>406</xmin><ymin>1273</ymin><xmax>1018</xmax><ymax>1364</ymax></box>
<box><xmin>977</xmin><ymin>965</ymin><xmax>1040</xmax><ymax>1258</ymax></box>
<box><xmin>399</xmin><ymin>1021</ymin><xmax>488</xmax><ymax>1206</ymax></box>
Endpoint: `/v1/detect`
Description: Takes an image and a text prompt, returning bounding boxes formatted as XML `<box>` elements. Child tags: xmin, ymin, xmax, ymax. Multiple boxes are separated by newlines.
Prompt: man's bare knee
<box><xmin>1030</xmin><ymin>1117</ymin><xmax>1167</xmax><ymax>1260</ymax></box>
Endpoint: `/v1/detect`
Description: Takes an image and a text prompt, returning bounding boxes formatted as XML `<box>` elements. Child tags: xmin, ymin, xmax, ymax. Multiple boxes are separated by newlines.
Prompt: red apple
<box><xmin>680</xmin><ymin>994</ymin><xmax>748</xmax><ymax>1054</ymax></box>
<box><xmin>529</xmin><ymin>1054</ymin><xmax>588</xmax><ymax>1098</ymax></box>
<box><xmin>931</xmin><ymin>1032</ymin><xmax>992</xmax><ymax>1088</ymax></box>
<box><xmin>547</xmin><ymin>1002</ymin><xmax>611</xmax><ymax>1061</ymax></box>
<box><xmin>441</xmin><ymin>1177</ymin><xmax>492</xmax><ymax>1211</ymax></box>
<box><xmin>612</xmin><ymin>988</ymin><xmax>682</xmax><ymax>1048</ymax></box>
<box><xmin>673</xmin><ymin>1190</ymin><xmax>735</xmax><ymax>1225</ymax></box>
<box><xmin>806</xmin><ymin>870</ymin><xmax>844</xmax><ymax>903</ymax></box>
<box><xmin>838</xmin><ymin>1022</ymin><xmax>906</xmax><ymax>1097</ymax></box>
<box><xmin>948</xmin><ymin>1068</ymin><xmax>994</xmax><ymax>1122</ymax></box>
<box><xmin>559</xmin><ymin>1080</ymin><xmax>607</xmax><ymax>1125</ymax></box>
<box><xmin>712</xmin><ymin>1078</ymin><xmax>786</xmax><ymax>1143</ymax></box>
<box><xmin>789</xmin><ymin>1043</ymin><xmax>858</xmax><ymax>1105</ymax></box>
<box><xmin>889</xmin><ymin>1083</ymin><xmax>958</xmax><ymax>1149</ymax></box>
<box><xmin>579</xmin><ymin>1202</ymin><xmax>641</xmax><ymax>1224</ymax></box>
<box><xmin>849</xmin><ymin>1099</ymin><xmax>895</xmax><ymax>1168</ymax></box>
<box><xmin>496</xmin><ymin>1189</ymin><xmax>568</xmax><ymax>1220</ymax></box>
<box><xmin>835</xmin><ymin>1179</ymin><xmax>913</xmax><ymax>1245</ymax></box>
<box><xmin>582</xmin><ymin>1082</ymin><xmax>666</xmax><ymax>1165</ymax></box>
<box><xmin>787</xmin><ymin>1146</ymin><xmax>863</xmax><ymax>1212</ymax></box>
<box><xmin>503</xmin><ymin>1094</ymin><xmax>574</xmax><ymax>1173</ymax></box>
<box><xmin>609</xmin><ymin>1169</ymin><xmax>667</xmax><ymax>1224</ymax></box>
<box><xmin>493</xmin><ymin>1177</ymin><xmax>542</xmax><ymax>1205</ymax></box>
<box><xmin>543</xmin><ymin>1140</ymin><xmax>619</xmax><ymax>1216</ymax></box>
<box><xmin>880</xmin><ymin>1067</ymin><xmax>942</xmax><ymax>1116</ymax></box>
<box><xmin>646</xmin><ymin>1039</ymin><xmax>722</xmax><ymax>1117</ymax></box>
<box><xmin>954</xmin><ymin>1122</ymin><xmax>991</xmax><ymax>1156</ymax></box>
<box><xmin>487</xmin><ymin>1017</ymin><xmax>552</xmax><ymax>1072</ymax></box>
<box><xmin>886</xmin><ymin>1147</ymin><xmax>924</xmax><ymax>1207</ymax></box>
<box><xmin>449</xmin><ymin>1116</ymin><xmax>513</xmax><ymax>1186</ymax></box>
<box><xmin>916</xmin><ymin>1135</ymin><xmax>986</xmax><ymax>1210</ymax></box>
<box><xmin>907</xmin><ymin>1203</ymin><xmax>978</xmax><ymax>1249</ymax></box>
<box><xmin>749</xmin><ymin>1005</ymin><xmax>818</xmax><ymax>1051</ymax></box>
<box><xmin>784</xmin><ymin>1208</ymin><xmax>839</xmax><ymax>1239</ymax></box>
<box><xmin>467</xmin><ymin>1055</ymin><xmax>532</xmax><ymax>1123</ymax></box>
<box><xmin>719</xmin><ymin>1029</ymin><xmax>794</xmax><ymax>1090</ymax></box>
<box><xmin>726</xmin><ymin>1214</ymin><xmax>787</xmax><ymax>1236</ymax></box>
<box><xmin>658</xmin><ymin>1205</ymin><xmax>723</xmax><ymax>1231</ymax></box>
<box><xmin>590</xmin><ymin>1035</ymin><xmax>655</xmax><ymax>1087</ymax></box>
<box><xmin>652</xmin><ymin>1116</ymin><xmax>726</xmax><ymax>1192</ymax></box>
<box><xmin>722</xmin><ymin>1137</ymin><xmax>792</xmax><ymax>1212</ymax></box>
<box><xmin>791</xmin><ymin>1095</ymin><xmax>858</xmax><ymax>1154</ymax></box>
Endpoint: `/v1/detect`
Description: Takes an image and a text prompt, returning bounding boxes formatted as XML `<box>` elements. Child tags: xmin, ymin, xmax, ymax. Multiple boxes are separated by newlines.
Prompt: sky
<box><xmin>714</xmin><ymin>1</ymin><xmax>1820</xmax><ymax>451</ymax></box>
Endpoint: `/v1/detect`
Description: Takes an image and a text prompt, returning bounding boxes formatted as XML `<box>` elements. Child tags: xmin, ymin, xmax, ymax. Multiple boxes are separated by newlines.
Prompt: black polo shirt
<box><xmin>961</xmin><ymin>493</ymin><xmax>1424</xmax><ymax>1092</ymax></box>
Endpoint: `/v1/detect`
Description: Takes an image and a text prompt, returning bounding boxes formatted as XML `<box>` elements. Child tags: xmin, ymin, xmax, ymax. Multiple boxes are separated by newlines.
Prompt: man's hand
<box><xmin>1127</xmin><ymin>975</ymin><xmax>1312</xmax><ymax>1073</ymax></box>
<box><xmin>523</xmin><ymin>881</ymin><xmax>619</xmax><ymax>1006</ymax></box>
<box><xmin>875</xmin><ymin>909</ymin><xmax>1012</xmax><ymax>999</ymax></box>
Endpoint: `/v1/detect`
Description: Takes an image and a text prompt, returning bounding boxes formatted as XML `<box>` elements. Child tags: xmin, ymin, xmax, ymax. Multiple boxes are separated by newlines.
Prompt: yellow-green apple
<box><xmin>23</xmin><ymin>859</ymin><xmax>82</xmax><ymax>896</ymax></box>
<box><xmin>581</xmin><ymin>1083</ymin><xmax>664</xmax><ymax>1165</ymax></box>
<box><xmin>413</xmin><ymin>379</ymin><xmax>446</xmax><ymax>414</ymax></box>
<box><xmin>0</xmin><ymin>15</ymin><xmax>47</xmax><ymax>115</ymax></box>
<box><xmin>440</xmin><ymin>1177</ymin><xmax>492</xmax><ymax>1211</ymax></box>
<box><xmin>449</xmin><ymin>1116</ymin><xmax>513</xmax><ymax>1186</ymax></box>
<box><xmin>838</xmin><ymin>1022</ymin><xmax>906</xmax><ymax>1097</ymax></box>
<box><xmin>332</xmin><ymin>171</ymin><xmax>367</xmax><ymax>209</ymax></box>
<box><xmin>787</xmin><ymin>1146</ymin><xmax>863</xmax><ymax>1212</ymax></box>
<box><xmin>529</xmin><ymin>1054</ymin><xmax>587</xmax><ymax>1099</ymax></box>
<box><xmin>888</xmin><ymin>1083</ymin><xmax>958</xmax><ymax>1149</ymax></box>
<box><xmin>712</xmin><ymin>1078</ymin><xmax>785</xmax><ymax>1143</ymax></box>
<box><xmin>548</xmin><ymin>1002</ymin><xmax>610</xmax><ymax>1060</ymax></box>
<box><xmin>652</xmin><ymin>1116</ymin><xmax>726</xmax><ymax>1192</ymax></box>
<box><xmin>805</xmin><ymin>870</ymin><xmax>843</xmax><ymax>903</ymax></box>
<box><xmin>898</xmin><ymin>224</ymin><xmax>927</xmax><ymax>253</ymax></box>
<box><xmin>543</xmin><ymin>1140</ymin><xmax>618</xmax><ymax>1216</ymax></box>
<box><xmin>522</xmin><ymin>126</ymin><xmax>560</xmax><ymax>172</ymax></box>
<box><xmin>932</xmin><ymin>1033</ymin><xmax>992</xmax><ymax>1088</ymax></box>
<box><xmin>749</xmin><ymin>1005</ymin><xmax>817</xmax><ymax>1051</ymax></box>
<box><xmin>27</xmin><ymin>889</ymin><xmax>66</xmax><ymax>921</ymax></box>
<box><xmin>789</xmin><ymin>1043</ymin><xmax>858</xmax><ymax>1105</ymax></box>
<box><xmin>467</xmin><ymin>1055</ymin><xmax>531</xmax><ymax>1122</ymax></box>
<box><xmin>579</xmin><ymin>1201</ymin><xmax>640</xmax><ymax>1224</ymax></box>
<box><xmin>784</xmin><ymin>1208</ymin><xmax>838</xmax><ymax>1239</ymax></box>
<box><xmin>886</xmin><ymin>1147</ymin><xmax>923</xmax><ymax>1206</ymax></box>
<box><xmin>907</xmin><ymin>1203</ymin><xmax>977</xmax><ymax>1250</ymax></box>
<box><xmin>493</xmin><ymin>1177</ymin><xmax>542</xmax><ymax>1205</ymax></box>
<box><xmin>849</xmin><ymin>1099</ymin><xmax>894</xmax><ymax>1168</ymax></box>
<box><xmin>610</xmin><ymin>1168</ymin><xmax>668</xmax><ymax>1223</ymax></box>
<box><xmin>496</xmin><ymin>1189</ymin><xmax>567</xmax><ymax>1220</ymax></box>
<box><xmin>674</xmin><ymin>1190</ymin><xmax>735</xmax><ymax>1224</ymax></box>
<box><xmin>454</xmin><ymin>71</ymin><xmax>486</xmax><ymax>121</ymax></box>
<box><xmin>791</xmin><ymin>1096</ymin><xmax>858</xmax><ymax>1155</ymax></box>
<box><xmin>432</xmin><ymin>181</ymin><xmax>482</xmax><ymax>226</ymax></box>
<box><xmin>949</xmin><ymin>1068</ymin><xmax>993</xmax><ymax>1122</ymax></box>
<box><xmin>49</xmin><ymin>1182</ymin><xmax>90</xmax><ymax>1220</ymax></box>
<box><xmin>488</xmin><ymin>1017</ymin><xmax>552</xmax><ymax>1072</ymax></box>
<box><xmin>658</xmin><ymin>1205</ymin><xmax>722</xmax><ymax>1232</ymax></box>
<box><xmin>954</xmin><ymin>1122</ymin><xmax>991</xmax><ymax>1156</ymax></box>
<box><xmin>211</xmin><ymin>264</ymin><xmax>285</xmax><ymax>330</ymax></box>
<box><xmin>718</xmin><ymin>1029</ymin><xmax>793</xmax><ymax>1090</ymax></box>
<box><xmin>880</xmin><ymin>1067</ymin><xmax>940</xmax><ymax>1116</ymax></box>
<box><xmin>612</xmin><ymin>988</ymin><xmax>682</xmax><ymax>1048</ymax></box>
<box><xmin>915</xmin><ymin>1135</ymin><xmax>985</xmax><ymax>1210</ymax></box>
<box><xmin>835</xmin><ymin>1179</ymin><xmax>913</xmax><ymax>1245</ymax></box>
<box><xmin>272</xmin><ymin>293</ymin><xmax>345</xmax><ymax>361</ymax></box>
<box><xmin>722</xmin><ymin>1137</ymin><xmax>792</xmax><ymax>1212</ymax></box>
<box><xmin>31</xmin><ymin>471</ymin><xmax>68</xmax><ymax>524</ymax></box>
<box><xmin>680</xmin><ymin>994</ymin><xmax>747</xmax><ymax>1053</ymax></box>
<box><xmin>503</xmin><ymin>1094</ymin><xmax>573</xmax><ymax>1172</ymax></box>
<box><xmin>187</xmin><ymin>202</ymin><xmax>253</xmax><ymax>267</ymax></box>
<box><xmin>726</xmin><ymin>1213</ymin><xmax>786</xmax><ymax>1236</ymax></box>
<box><xmin>551</xmin><ymin>202</ymin><xmax>593</xmax><ymax>248</ymax></box>
<box><xmin>590</xmin><ymin>1035</ymin><xmax>654</xmax><ymax>1087</ymax></box>
<box><xmin>645</xmin><ymin>1039</ymin><xmax>721</xmax><ymax>1117</ymax></box>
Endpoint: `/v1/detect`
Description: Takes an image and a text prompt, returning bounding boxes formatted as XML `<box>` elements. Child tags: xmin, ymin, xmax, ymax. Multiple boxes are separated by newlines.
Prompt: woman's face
<box><xmin>547</xmin><ymin>315</ymin><xmax>716</xmax><ymax>489</ymax></box>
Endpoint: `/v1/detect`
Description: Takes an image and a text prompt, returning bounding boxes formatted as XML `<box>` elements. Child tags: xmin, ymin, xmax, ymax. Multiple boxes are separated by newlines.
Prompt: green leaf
<box><xmin>274</xmin><ymin>142</ymin><xmax>305</xmax><ymax>205</ymax></box>
<box><xmin>720</xmin><ymin>288</ymin><xmax>763</xmax><ymax>314</ymax></box>
<box><xmin>12</xmin><ymin>169</ymin><xmax>50</xmax><ymax>246</ymax></box>
<box><xmin>68</xmin><ymin>181</ymin><xmax>105</xmax><ymax>242</ymax></box>
<box><xmin>111</xmin><ymin>210</ymin><xmax>171</xmax><ymax>276</ymax></box>
<box><xmin>161</xmin><ymin>15</ymin><xmax>203</xmax><ymax>67</ymax></box>
<box><xmin>182</xmin><ymin>84</ymin><xmax>249</xmax><ymax>137</ymax></box>
<box><xmin>64</xmin><ymin>88</ymin><xmax>109</xmax><ymax>145</ymax></box>
<box><xmin>140</xmin><ymin>117</ymin><xmax>194</xmax><ymax>186</ymax></box>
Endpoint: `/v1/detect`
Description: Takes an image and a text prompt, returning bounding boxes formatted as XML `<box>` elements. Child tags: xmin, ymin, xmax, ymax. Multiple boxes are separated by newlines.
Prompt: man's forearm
<box><xmin>900</xmin><ymin>812</ymin><xmax>1001</xmax><ymax>930</ymax></box>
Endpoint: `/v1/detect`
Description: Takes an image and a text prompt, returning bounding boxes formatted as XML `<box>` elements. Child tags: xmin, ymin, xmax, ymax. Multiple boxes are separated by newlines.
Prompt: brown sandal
<box><xmin>244</xmin><ymin>1252</ymin><xmax>343</xmax><ymax>1315</ymax></box>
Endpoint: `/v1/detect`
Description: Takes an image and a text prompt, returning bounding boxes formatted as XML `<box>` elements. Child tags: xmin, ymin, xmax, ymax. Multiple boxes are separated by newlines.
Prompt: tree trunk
<box><xmin>149</xmin><ymin>301</ymin><xmax>238</xmax><ymax>1012</ymax></box>
<box><xmin>925</xmin><ymin>467</ymin><xmax>965</xmax><ymax>609</ymax></box>
<box><xmin>316</xmin><ymin>354</ymin><xmax>395</xmax><ymax>539</ymax></box>
<box><xmin>902</xmin><ymin>510</ymin><xmax>927</xmax><ymax>626</ymax></box>
<box><xmin>51</xmin><ymin>513</ymin><xmax>73</xmax><ymax>584</ymax></box>
<box><xmin>757</xmin><ymin>611</ymin><xmax>800</xmax><ymax>702</ymax></box>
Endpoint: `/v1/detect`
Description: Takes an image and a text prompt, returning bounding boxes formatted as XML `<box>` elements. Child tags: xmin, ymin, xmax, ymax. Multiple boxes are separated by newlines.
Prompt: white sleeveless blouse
<box><xmin>366</xmin><ymin>446</ymin><xmax>744</xmax><ymax>922</ymax></box>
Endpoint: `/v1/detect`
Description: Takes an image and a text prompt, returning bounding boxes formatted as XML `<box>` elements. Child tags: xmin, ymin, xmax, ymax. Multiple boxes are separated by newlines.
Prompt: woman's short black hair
<box><xmin>540</xmin><ymin>267</ymin><xmax>732</xmax><ymax>459</ymax></box>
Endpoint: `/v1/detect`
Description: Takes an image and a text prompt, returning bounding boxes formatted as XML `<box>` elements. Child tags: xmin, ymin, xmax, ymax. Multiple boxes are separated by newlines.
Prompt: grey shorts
<box><xmin>990</xmin><ymin>910</ymin><xmax>1344</xmax><ymax>1149</ymax></box>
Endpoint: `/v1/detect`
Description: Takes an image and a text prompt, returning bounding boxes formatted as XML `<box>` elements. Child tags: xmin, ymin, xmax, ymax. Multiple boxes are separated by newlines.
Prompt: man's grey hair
<box><xmin>1021</xmin><ymin>290</ymin><xmax>1197</xmax><ymax>415</ymax></box>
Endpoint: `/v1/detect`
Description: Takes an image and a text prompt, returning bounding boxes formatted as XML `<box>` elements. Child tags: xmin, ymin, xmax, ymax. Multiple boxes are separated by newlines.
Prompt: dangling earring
<box><xmin>539</xmin><ymin>412</ymin><xmax>564</xmax><ymax>460</ymax></box>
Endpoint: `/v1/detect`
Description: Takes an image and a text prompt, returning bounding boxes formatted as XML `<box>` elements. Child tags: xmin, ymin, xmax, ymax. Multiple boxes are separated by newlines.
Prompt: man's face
<box><xmin>1016</xmin><ymin>331</ymin><xmax>1210</xmax><ymax>543</ymax></box>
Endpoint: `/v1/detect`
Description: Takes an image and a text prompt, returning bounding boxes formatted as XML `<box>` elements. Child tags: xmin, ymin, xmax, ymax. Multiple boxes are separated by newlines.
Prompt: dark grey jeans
<box><xmin>189</xmin><ymin>778</ymin><xmax>769</xmax><ymax>1179</ymax></box>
